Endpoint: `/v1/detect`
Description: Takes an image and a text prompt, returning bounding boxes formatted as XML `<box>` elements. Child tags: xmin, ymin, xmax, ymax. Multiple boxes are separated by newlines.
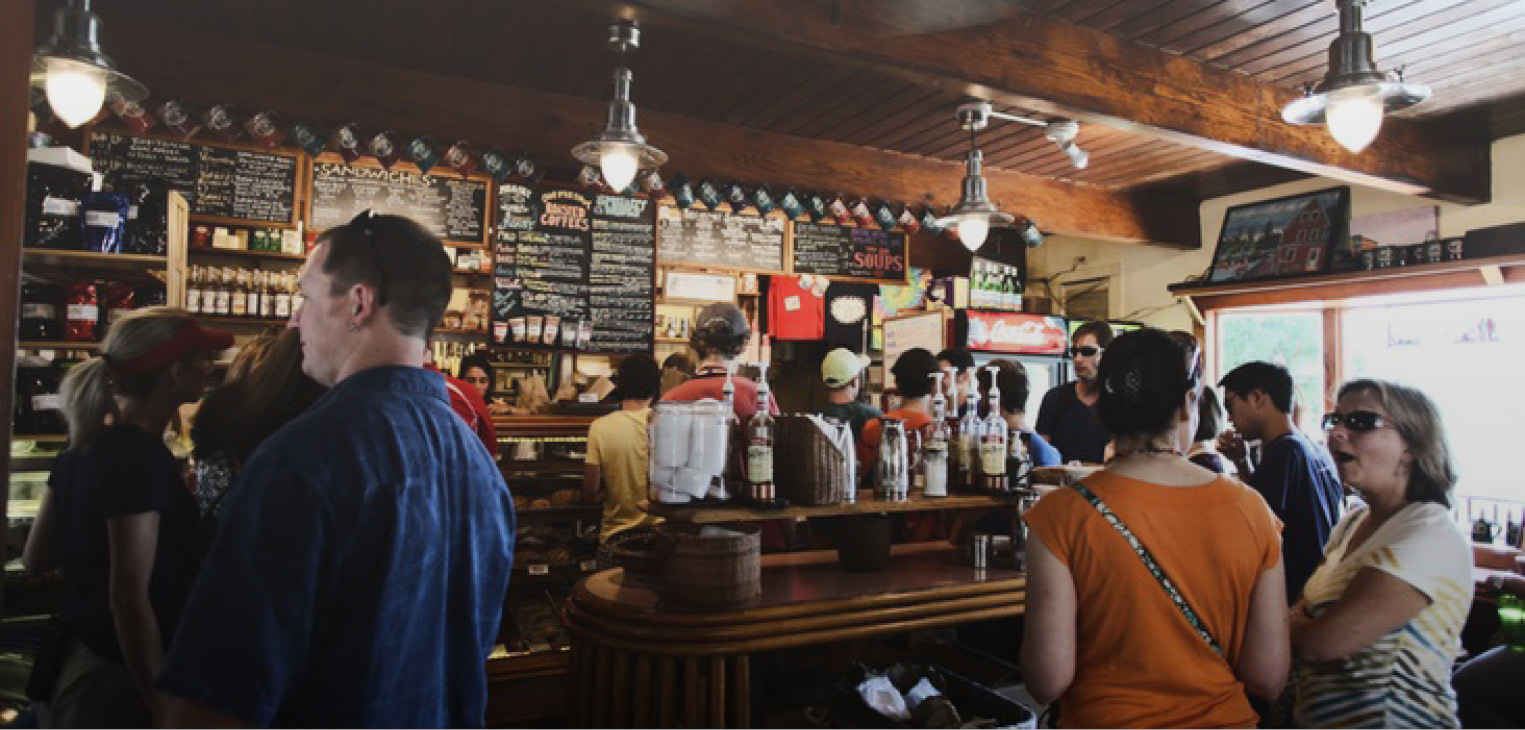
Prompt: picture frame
<box><xmin>1206</xmin><ymin>186</ymin><xmax>1350</xmax><ymax>284</ymax></box>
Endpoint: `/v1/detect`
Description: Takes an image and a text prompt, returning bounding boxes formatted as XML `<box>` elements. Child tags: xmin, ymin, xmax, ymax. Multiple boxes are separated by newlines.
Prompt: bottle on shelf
<box><xmin>259</xmin><ymin>271</ymin><xmax>277</xmax><ymax>318</ymax></box>
<box><xmin>957</xmin><ymin>368</ymin><xmax>981</xmax><ymax>490</ymax></box>
<box><xmin>186</xmin><ymin>265</ymin><xmax>204</xmax><ymax>315</ymax></box>
<box><xmin>923</xmin><ymin>371</ymin><xmax>950</xmax><ymax>498</ymax></box>
<box><xmin>248</xmin><ymin>270</ymin><xmax>265</xmax><ymax>317</ymax></box>
<box><xmin>213</xmin><ymin>267</ymin><xmax>232</xmax><ymax>316</ymax></box>
<box><xmin>230</xmin><ymin>269</ymin><xmax>249</xmax><ymax>317</ymax></box>
<box><xmin>941</xmin><ymin>365</ymin><xmax>961</xmax><ymax>482</ymax></box>
<box><xmin>275</xmin><ymin>271</ymin><xmax>294</xmax><ymax>319</ymax></box>
<box><xmin>744</xmin><ymin>362</ymin><xmax>774</xmax><ymax>504</ymax></box>
<box><xmin>979</xmin><ymin>365</ymin><xmax>1007</xmax><ymax>490</ymax></box>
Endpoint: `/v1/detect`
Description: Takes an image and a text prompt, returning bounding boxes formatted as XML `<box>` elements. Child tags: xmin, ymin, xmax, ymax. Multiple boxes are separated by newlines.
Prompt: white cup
<box><xmin>673</xmin><ymin>466</ymin><xmax>711</xmax><ymax>499</ymax></box>
<box><xmin>651</xmin><ymin>409</ymin><xmax>692</xmax><ymax>470</ymax></box>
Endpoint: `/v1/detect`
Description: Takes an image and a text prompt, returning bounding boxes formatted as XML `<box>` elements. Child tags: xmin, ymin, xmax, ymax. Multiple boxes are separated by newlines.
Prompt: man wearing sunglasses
<box><xmin>1035</xmin><ymin>320</ymin><xmax>1114</xmax><ymax>464</ymax></box>
<box><xmin>1218</xmin><ymin>361</ymin><xmax>1343</xmax><ymax>605</ymax></box>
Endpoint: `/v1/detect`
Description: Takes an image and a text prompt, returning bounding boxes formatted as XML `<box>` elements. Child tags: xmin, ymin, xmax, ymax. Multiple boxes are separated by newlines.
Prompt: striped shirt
<box><xmin>1294</xmin><ymin>501</ymin><xmax>1472</xmax><ymax>728</ymax></box>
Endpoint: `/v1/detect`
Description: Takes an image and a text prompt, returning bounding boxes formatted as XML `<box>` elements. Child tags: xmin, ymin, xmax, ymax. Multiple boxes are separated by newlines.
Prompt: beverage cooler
<box><xmin>957</xmin><ymin>310</ymin><xmax>1071</xmax><ymax>417</ymax></box>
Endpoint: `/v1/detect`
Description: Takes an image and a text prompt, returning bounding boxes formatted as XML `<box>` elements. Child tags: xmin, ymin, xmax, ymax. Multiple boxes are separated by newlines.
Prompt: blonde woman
<box><xmin>1292</xmin><ymin>379</ymin><xmax>1471</xmax><ymax>728</ymax></box>
<box><xmin>23</xmin><ymin>308</ymin><xmax>231</xmax><ymax>727</ymax></box>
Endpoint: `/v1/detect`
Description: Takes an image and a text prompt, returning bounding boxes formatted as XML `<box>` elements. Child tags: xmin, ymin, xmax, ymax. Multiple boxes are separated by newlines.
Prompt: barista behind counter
<box><xmin>662</xmin><ymin>302</ymin><xmax>778</xmax><ymax>419</ymax></box>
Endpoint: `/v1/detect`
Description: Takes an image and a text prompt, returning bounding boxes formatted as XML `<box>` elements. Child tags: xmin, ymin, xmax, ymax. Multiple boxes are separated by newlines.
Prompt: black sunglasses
<box><xmin>1322</xmin><ymin>410</ymin><xmax>1390</xmax><ymax>433</ymax></box>
<box><xmin>1070</xmin><ymin>345</ymin><xmax>1102</xmax><ymax>357</ymax></box>
<box><xmin>350</xmin><ymin>209</ymin><xmax>389</xmax><ymax>307</ymax></box>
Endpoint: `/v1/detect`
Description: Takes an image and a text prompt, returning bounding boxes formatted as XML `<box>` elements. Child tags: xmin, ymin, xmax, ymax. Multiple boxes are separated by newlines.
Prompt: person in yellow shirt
<box><xmin>584</xmin><ymin>354</ymin><xmax>664</xmax><ymax>567</ymax></box>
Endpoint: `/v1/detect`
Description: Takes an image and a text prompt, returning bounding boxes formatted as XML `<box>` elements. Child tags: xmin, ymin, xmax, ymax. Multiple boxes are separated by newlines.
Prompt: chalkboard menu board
<box><xmin>310</xmin><ymin>161</ymin><xmax>487</xmax><ymax>243</ymax></box>
<box><xmin>88</xmin><ymin>131</ymin><xmax>297</xmax><ymax>224</ymax></box>
<box><xmin>792</xmin><ymin>223</ymin><xmax>908</xmax><ymax>283</ymax></box>
<box><xmin>656</xmin><ymin>206</ymin><xmax>784</xmax><ymax>272</ymax></box>
<box><xmin>492</xmin><ymin>185</ymin><xmax>655</xmax><ymax>353</ymax></box>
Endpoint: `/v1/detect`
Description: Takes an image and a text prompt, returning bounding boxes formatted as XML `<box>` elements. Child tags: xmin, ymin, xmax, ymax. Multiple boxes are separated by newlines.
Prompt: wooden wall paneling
<box><xmin>1233</xmin><ymin>0</ymin><xmax>1483</xmax><ymax>78</ymax></box>
<box><xmin>798</xmin><ymin>79</ymin><xmax>923</xmax><ymax>142</ymax></box>
<box><xmin>1189</xmin><ymin>1</ymin><xmax>1333</xmax><ymax>64</ymax></box>
<box><xmin>567</xmin><ymin>0</ymin><xmax>1487</xmax><ymax>202</ymax></box>
<box><xmin>775</xmin><ymin>69</ymin><xmax>881</xmax><ymax>139</ymax></box>
<box><xmin>1072</xmin><ymin>0</ymin><xmax>1179</xmax><ymax>32</ymax></box>
<box><xmin>837</xmin><ymin>87</ymin><xmax>955</xmax><ymax>149</ymax></box>
<box><xmin>1323</xmin><ymin>307</ymin><xmax>1342</xmax><ymax>413</ymax></box>
<box><xmin>1267</xmin><ymin>1</ymin><xmax>1525</xmax><ymax>87</ymax></box>
<box><xmin>1</xmin><ymin>0</ymin><xmax>35</xmax><ymax>615</ymax></box>
<box><xmin>713</xmin><ymin>54</ymin><xmax>821</xmax><ymax>127</ymax></box>
<box><xmin>641</xmin><ymin>37</ymin><xmax>744</xmax><ymax>113</ymax></box>
<box><xmin>743</xmin><ymin>63</ymin><xmax>862</xmax><ymax>132</ymax></box>
<box><xmin>1146</xmin><ymin>0</ymin><xmax>1293</xmax><ymax>51</ymax></box>
<box><xmin>104</xmin><ymin>19</ymin><xmax>1196</xmax><ymax>247</ymax></box>
<box><xmin>687</xmin><ymin>49</ymin><xmax>780</xmax><ymax>122</ymax></box>
<box><xmin>1113</xmin><ymin>0</ymin><xmax>1225</xmax><ymax>41</ymax></box>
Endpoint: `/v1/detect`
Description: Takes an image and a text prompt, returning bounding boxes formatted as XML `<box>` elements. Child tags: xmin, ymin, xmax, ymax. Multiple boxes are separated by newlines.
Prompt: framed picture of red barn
<box><xmin>1206</xmin><ymin>187</ymin><xmax>1351</xmax><ymax>284</ymax></box>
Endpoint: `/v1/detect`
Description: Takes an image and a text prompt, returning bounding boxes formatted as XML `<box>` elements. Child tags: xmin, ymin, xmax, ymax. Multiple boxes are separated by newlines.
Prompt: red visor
<box><xmin>107</xmin><ymin>321</ymin><xmax>234</xmax><ymax>378</ymax></box>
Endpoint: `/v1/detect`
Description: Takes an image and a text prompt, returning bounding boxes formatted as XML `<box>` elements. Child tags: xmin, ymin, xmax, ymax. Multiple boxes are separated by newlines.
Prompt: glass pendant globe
<box><xmin>44</xmin><ymin>59</ymin><xmax>107</xmax><ymax>129</ymax></box>
<box><xmin>957</xmin><ymin>216</ymin><xmax>990</xmax><ymax>252</ymax></box>
<box><xmin>599</xmin><ymin>145</ymin><xmax>640</xmax><ymax>193</ymax></box>
<box><xmin>1325</xmin><ymin>86</ymin><xmax>1384</xmax><ymax>153</ymax></box>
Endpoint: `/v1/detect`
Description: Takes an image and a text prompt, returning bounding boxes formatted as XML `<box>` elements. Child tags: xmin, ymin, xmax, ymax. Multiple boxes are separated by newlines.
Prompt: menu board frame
<box><xmin>307</xmin><ymin>152</ymin><xmax>492</xmax><ymax>247</ymax></box>
<box><xmin>788</xmin><ymin>221</ymin><xmax>911</xmax><ymax>286</ymax></box>
<box><xmin>654</xmin><ymin>203</ymin><xmax>787</xmax><ymax>274</ymax></box>
<box><xmin>85</xmin><ymin>127</ymin><xmax>304</xmax><ymax>228</ymax></box>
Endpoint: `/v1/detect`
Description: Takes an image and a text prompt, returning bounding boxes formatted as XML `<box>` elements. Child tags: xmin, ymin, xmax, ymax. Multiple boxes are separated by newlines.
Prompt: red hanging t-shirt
<box><xmin>767</xmin><ymin>275</ymin><xmax>826</xmax><ymax>341</ymax></box>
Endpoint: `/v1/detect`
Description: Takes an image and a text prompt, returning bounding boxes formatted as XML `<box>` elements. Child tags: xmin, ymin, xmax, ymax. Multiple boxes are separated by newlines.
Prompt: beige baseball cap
<box><xmin>822</xmin><ymin>347</ymin><xmax>867</xmax><ymax>388</ymax></box>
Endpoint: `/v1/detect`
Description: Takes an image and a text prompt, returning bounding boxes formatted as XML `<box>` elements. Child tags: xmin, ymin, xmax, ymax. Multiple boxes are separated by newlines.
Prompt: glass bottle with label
<box><xmin>214</xmin><ymin>267</ymin><xmax>232</xmax><ymax>316</ymax></box>
<box><xmin>185</xmin><ymin>265</ymin><xmax>203</xmax><ymax>315</ymax></box>
<box><xmin>923</xmin><ymin>371</ymin><xmax>950</xmax><ymax>498</ymax></box>
<box><xmin>247</xmin><ymin>270</ymin><xmax>264</xmax><ymax>318</ymax></box>
<box><xmin>230</xmin><ymin>269</ymin><xmax>249</xmax><ymax>317</ymax></box>
<box><xmin>274</xmin><ymin>272</ymin><xmax>293</xmax><ymax>319</ymax></box>
<box><xmin>941</xmin><ymin>366</ymin><xmax>962</xmax><ymax>485</ymax></box>
<box><xmin>744</xmin><ymin>362</ymin><xmax>774</xmax><ymax>504</ymax></box>
<box><xmin>958</xmin><ymin>368</ymin><xmax>982</xmax><ymax>489</ymax></box>
<box><xmin>980</xmin><ymin>366</ymin><xmax>1007</xmax><ymax>490</ymax></box>
<box><xmin>260</xmin><ymin>271</ymin><xmax>278</xmax><ymax>318</ymax></box>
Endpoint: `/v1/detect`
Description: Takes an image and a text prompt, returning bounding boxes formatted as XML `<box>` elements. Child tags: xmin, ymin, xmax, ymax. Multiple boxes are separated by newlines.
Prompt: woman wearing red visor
<box><xmin>23</xmin><ymin>307</ymin><xmax>232</xmax><ymax>727</ymax></box>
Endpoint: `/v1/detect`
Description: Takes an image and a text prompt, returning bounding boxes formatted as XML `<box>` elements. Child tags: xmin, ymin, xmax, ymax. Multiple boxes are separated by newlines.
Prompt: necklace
<box><xmin>1110</xmin><ymin>445</ymin><xmax>1185</xmax><ymax>461</ymax></box>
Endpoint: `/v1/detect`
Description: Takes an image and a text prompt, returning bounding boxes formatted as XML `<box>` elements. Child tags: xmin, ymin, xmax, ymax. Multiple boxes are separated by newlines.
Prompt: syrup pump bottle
<box><xmin>941</xmin><ymin>365</ymin><xmax>961</xmax><ymax>483</ymax></box>
<box><xmin>923</xmin><ymin>371</ymin><xmax>950</xmax><ymax>498</ymax></box>
<box><xmin>979</xmin><ymin>365</ymin><xmax>1008</xmax><ymax>490</ymax></box>
<box><xmin>744</xmin><ymin>362</ymin><xmax>775</xmax><ymax>504</ymax></box>
<box><xmin>958</xmin><ymin>368</ymin><xmax>982</xmax><ymax>489</ymax></box>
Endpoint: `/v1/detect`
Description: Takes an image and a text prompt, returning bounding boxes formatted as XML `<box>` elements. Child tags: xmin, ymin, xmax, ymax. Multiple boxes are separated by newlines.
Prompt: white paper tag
<box><xmin>784</xmin><ymin>295</ymin><xmax>801</xmax><ymax>312</ymax></box>
<box><xmin>84</xmin><ymin>211</ymin><xmax>121</xmax><ymax>227</ymax></box>
<box><xmin>528</xmin><ymin>564</ymin><xmax>550</xmax><ymax>576</ymax></box>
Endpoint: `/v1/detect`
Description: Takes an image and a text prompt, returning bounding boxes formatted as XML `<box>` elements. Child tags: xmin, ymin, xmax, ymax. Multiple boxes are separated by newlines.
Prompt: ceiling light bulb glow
<box><xmin>956</xmin><ymin>215</ymin><xmax>989</xmax><ymax>252</ymax></box>
<box><xmin>1325</xmin><ymin>86</ymin><xmax>1384</xmax><ymax>153</ymax></box>
<box><xmin>600</xmin><ymin>145</ymin><xmax>640</xmax><ymax>193</ymax></box>
<box><xmin>44</xmin><ymin>59</ymin><xmax>107</xmax><ymax>129</ymax></box>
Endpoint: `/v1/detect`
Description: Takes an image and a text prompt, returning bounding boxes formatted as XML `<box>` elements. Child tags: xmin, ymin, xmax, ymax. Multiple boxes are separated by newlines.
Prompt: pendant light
<box><xmin>572</xmin><ymin>20</ymin><xmax>666</xmax><ymax>193</ymax></box>
<box><xmin>31</xmin><ymin>0</ymin><xmax>148</xmax><ymax>129</ymax></box>
<box><xmin>937</xmin><ymin>103</ymin><xmax>1013</xmax><ymax>252</ymax></box>
<box><xmin>1281</xmin><ymin>0</ymin><xmax>1430</xmax><ymax>154</ymax></box>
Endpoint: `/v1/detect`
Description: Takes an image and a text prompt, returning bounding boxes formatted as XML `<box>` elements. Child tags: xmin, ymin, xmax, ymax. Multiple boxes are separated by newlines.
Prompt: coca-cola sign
<box><xmin>965</xmin><ymin>311</ymin><xmax>1068</xmax><ymax>355</ymax></box>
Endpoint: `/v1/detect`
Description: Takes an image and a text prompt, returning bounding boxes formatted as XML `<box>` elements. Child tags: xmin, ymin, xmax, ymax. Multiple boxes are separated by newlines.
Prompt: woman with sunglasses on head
<box><xmin>22</xmin><ymin>308</ymin><xmax>232</xmax><ymax>727</ymax></box>
<box><xmin>1290</xmin><ymin>379</ymin><xmax>1470</xmax><ymax>728</ymax></box>
<box><xmin>1022</xmin><ymin>328</ymin><xmax>1289</xmax><ymax>727</ymax></box>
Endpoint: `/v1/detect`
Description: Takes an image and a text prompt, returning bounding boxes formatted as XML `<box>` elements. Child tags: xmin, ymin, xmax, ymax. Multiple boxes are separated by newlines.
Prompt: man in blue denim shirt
<box><xmin>159</xmin><ymin>212</ymin><xmax>515</xmax><ymax>727</ymax></box>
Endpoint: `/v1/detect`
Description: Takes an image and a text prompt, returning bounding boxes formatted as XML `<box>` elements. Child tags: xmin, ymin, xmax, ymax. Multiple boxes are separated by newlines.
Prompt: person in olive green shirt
<box><xmin>816</xmin><ymin>347</ymin><xmax>881</xmax><ymax>442</ymax></box>
<box><xmin>584</xmin><ymin>354</ymin><xmax>663</xmax><ymax>566</ymax></box>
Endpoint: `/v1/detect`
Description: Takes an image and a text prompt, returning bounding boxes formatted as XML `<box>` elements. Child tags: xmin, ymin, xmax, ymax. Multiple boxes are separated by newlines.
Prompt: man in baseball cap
<box><xmin>817</xmin><ymin>347</ymin><xmax>880</xmax><ymax>442</ymax></box>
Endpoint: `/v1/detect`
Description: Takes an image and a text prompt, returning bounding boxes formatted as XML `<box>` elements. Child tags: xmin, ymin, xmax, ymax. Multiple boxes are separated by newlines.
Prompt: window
<box><xmin>1215</xmin><ymin>310</ymin><xmax>1326</xmax><ymax>434</ymax></box>
<box><xmin>1341</xmin><ymin>293</ymin><xmax>1525</xmax><ymax>502</ymax></box>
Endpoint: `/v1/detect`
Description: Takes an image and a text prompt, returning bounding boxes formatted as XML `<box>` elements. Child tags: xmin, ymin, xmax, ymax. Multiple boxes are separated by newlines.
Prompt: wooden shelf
<box><xmin>22</xmin><ymin>249</ymin><xmax>167</xmax><ymax>273</ymax></box>
<box><xmin>500</xmin><ymin>459</ymin><xmax>585</xmax><ymax>474</ymax></box>
<box><xmin>12</xmin><ymin>435</ymin><xmax>67</xmax><ymax>443</ymax></box>
<box><xmin>645</xmin><ymin>490</ymin><xmax>1023</xmax><ymax>524</ymax></box>
<box><xmin>493</xmin><ymin>416</ymin><xmax>596</xmax><ymax>439</ymax></box>
<box><xmin>189</xmin><ymin>248</ymin><xmax>307</xmax><ymax>261</ymax></box>
<box><xmin>188</xmin><ymin>213</ymin><xmax>297</xmax><ymax>230</ymax></box>
<box><xmin>1168</xmin><ymin>252</ymin><xmax>1525</xmax><ymax>312</ymax></box>
<box><xmin>435</xmin><ymin>328</ymin><xmax>489</xmax><ymax>336</ymax></box>
<box><xmin>197</xmin><ymin>315</ymin><xmax>289</xmax><ymax>326</ymax></box>
<box><xmin>19</xmin><ymin>341</ymin><xmax>100</xmax><ymax>351</ymax></box>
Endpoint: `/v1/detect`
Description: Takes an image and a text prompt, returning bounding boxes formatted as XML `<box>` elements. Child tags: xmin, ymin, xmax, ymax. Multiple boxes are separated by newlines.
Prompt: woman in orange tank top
<box><xmin>1021</xmin><ymin>328</ymin><xmax>1290</xmax><ymax>728</ymax></box>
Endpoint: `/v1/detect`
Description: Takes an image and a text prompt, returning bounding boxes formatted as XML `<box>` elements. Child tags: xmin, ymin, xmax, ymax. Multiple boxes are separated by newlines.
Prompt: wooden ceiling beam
<box><xmin>102</xmin><ymin>19</ymin><xmax>1198</xmax><ymax>248</ymax></box>
<box><xmin>575</xmin><ymin>0</ymin><xmax>1490</xmax><ymax>203</ymax></box>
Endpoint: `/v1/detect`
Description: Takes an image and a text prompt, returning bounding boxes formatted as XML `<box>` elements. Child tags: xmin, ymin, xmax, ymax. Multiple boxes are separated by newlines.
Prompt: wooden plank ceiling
<box><xmin>53</xmin><ymin>0</ymin><xmax>1523</xmax><ymax>243</ymax></box>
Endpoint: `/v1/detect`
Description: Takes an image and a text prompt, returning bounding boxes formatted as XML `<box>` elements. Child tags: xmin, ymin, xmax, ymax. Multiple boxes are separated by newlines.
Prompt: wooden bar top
<box><xmin>644</xmin><ymin>491</ymin><xmax>1023</xmax><ymax>523</ymax></box>
<box><xmin>562</xmin><ymin>543</ymin><xmax>1025</xmax><ymax>657</ymax></box>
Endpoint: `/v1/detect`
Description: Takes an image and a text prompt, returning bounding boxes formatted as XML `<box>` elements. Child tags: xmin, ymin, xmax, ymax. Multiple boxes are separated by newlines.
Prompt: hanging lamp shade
<box><xmin>1281</xmin><ymin>0</ymin><xmax>1429</xmax><ymax>153</ymax></box>
<box><xmin>31</xmin><ymin>0</ymin><xmax>148</xmax><ymax>128</ymax></box>
<box><xmin>571</xmin><ymin>20</ymin><xmax>666</xmax><ymax>192</ymax></box>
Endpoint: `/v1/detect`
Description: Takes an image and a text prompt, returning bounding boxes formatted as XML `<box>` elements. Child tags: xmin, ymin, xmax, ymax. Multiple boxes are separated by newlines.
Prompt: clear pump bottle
<box><xmin>923</xmin><ymin>371</ymin><xmax>950</xmax><ymax>498</ymax></box>
<box><xmin>979</xmin><ymin>365</ymin><xmax>1007</xmax><ymax>490</ymax></box>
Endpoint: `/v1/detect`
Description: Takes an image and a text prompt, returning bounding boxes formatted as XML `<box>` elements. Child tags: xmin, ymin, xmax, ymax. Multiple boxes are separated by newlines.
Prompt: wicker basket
<box><xmin>654</xmin><ymin>523</ymin><xmax>761</xmax><ymax>609</ymax></box>
<box><xmin>774</xmin><ymin>414</ymin><xmax>854</xmax><ymax>506</ymax></box>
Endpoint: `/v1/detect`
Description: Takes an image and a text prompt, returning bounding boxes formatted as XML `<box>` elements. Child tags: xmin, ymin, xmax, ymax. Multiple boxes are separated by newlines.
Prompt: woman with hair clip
<box><xmin>191</xmin><ymin>328</ymin><xmax>324</xmax><ymax>520</ymax></box>
<box><xmin>22</xmin><ymin>307</ymin><xmax>232</xmax><ymax>727</ymax></box>
<box><xmin>1291</xmin><ymin>379</ymin><xmax>1471</xmax><ymax>728</ymax></box>
<box><xmin>1021</xmin><ymin>328</ymin><xmax>1289</xmax><ymax>728</ymax></box>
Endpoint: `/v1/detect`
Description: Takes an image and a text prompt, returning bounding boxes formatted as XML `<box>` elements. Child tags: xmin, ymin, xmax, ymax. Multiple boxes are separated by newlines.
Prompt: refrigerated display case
<box><xmin>959</xmin><ymin>310</ymin><xmax>1071</xmax><ymax>417</ymax></box>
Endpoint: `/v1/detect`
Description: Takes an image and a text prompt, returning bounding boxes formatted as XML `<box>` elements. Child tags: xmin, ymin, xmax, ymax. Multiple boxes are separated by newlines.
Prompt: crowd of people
<box><xmin>15</xmin><ymin>207</ymin><xmax>1514</xmax><ymax>728</ymax></box>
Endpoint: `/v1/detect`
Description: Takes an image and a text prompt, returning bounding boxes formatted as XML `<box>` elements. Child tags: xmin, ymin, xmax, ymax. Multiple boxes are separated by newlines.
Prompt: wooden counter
<box><xmin>561</xmin><ymin>543</ymin><xmax>1025</xmax><ymax>728</ymax></box>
